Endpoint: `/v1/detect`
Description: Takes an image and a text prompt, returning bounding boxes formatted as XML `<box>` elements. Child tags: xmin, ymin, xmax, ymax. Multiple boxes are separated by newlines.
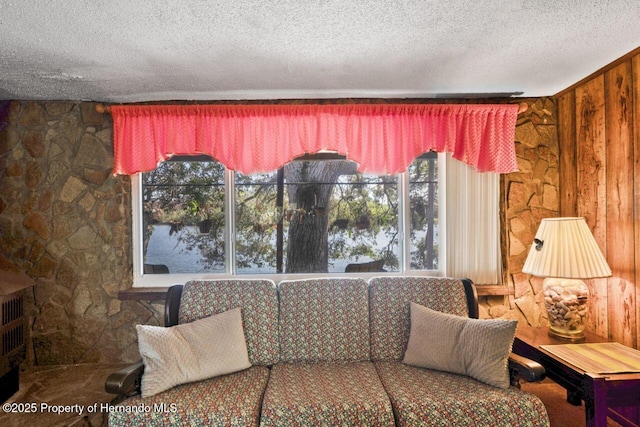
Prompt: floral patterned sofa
<box><xmin>106</xmin><ymin>277</ymin><xmax>550</xmax><ymax>426</ymax></box>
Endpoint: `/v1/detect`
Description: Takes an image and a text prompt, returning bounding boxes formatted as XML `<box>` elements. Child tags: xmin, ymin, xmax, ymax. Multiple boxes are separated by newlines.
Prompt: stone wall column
<box><xmin>481</xmin><ymin>98</ymin><xmax>559</xmax><ymax>325</ymax></box>
<box><xmin>0</xmin><ymin>101</ymin><xmax>162</xmax><ymax>365</ymax></box>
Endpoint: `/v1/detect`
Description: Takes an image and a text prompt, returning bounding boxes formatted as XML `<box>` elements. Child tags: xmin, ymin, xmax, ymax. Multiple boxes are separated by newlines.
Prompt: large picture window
<box><xmin>116</xmin><ymin>103</ymin><xmax>512</xmax><ymax>287</ymax></box>
<box><xmin>136</xmin><ymin>153</ymin><xmax>438</xmax><ymax>283</ymax></box>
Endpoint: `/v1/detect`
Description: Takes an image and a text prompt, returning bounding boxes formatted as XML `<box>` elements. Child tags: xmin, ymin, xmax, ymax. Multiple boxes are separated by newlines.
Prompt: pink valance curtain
<box><xmin>111</xmin><ymin>103</ymin><xmax>519</xmax><ymax>175</ymax></box>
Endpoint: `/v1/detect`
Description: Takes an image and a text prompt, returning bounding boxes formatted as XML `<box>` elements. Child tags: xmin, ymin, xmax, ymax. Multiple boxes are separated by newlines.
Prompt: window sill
<box><xmin>118</xmin><ymin>284</ymin><xmax>513</xmax><ymax>301</ymax></box>
<box><xmin>118</xmin><ymin>287</ymin><xmax>168</xmax><ymax>301</ymax></box>
<box><xmin>475</xmin><ymin>285</ymin><xmax>514</xmax><ymax>296</ymax></box>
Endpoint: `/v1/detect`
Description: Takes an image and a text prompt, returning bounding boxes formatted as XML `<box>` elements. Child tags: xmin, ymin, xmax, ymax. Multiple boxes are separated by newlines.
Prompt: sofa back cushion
<box><xmin>278</xmin><ymin>278</ymin><xmax>370</xmax><ymax>363</ymax></box>
<box><xmin>178</xmin><ymin>279</ymin><xmax>280</xmax><ymax>366</ymax></box>
<box><xmin>368</xmin><ymin>276</ymin><xmax>470</xmax><ymax>361</ymax></box>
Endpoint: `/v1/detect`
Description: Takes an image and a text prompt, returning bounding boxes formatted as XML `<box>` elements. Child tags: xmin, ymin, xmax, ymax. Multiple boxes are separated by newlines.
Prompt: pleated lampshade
<box><xmin>522</xmin><ymin>217</ymin><xmax>611</xmax><ymax>279</ymax></box>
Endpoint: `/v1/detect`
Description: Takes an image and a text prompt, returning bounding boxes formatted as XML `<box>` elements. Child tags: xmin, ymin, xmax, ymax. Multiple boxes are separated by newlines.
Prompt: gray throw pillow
<box><xmin>137</xmin><ymin>307</ymin><xmax>251</xmax><ymax>397</ymax></box>
<box><xmin>403</xmin><ymin>302</ymin><xmax>517</xmax><ymax>388</ymax></box>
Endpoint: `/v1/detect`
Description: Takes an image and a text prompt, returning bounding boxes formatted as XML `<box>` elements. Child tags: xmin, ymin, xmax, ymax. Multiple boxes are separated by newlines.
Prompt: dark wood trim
<box><xmin>164</xmin><ymin>285</ymin><xmax>184</xmax><ymax>327</ymax></box>
<box><xmin>104</xmin><ymin>360</ymin><xmax>144</xmax><ymax>396</ymax></box>
<box><xmin>475</xmin><ymin>285</ymin><xmax>514</xmax><ymax>296</ymax></box>
<box><xmin>118</xmin><ymin>287</ymin><xmax>168</xmax><ymax>301</ymax></box>
<box><xmin>462</xmin><ymin>279</ymin><xmax>479</xmax><ymax>319</ymax></box>
<box><xmin>554</xmin><ymin>46</ymin><xmax>640</xmax><ymax>98</ymax></box>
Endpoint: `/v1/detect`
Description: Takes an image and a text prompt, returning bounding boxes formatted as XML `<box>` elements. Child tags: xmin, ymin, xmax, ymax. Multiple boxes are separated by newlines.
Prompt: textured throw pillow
<box><xmin>403</xmin><ymin>302</ymin><xmax>517</xmax><ymax>388</ymax></box>
<box><xmin>136</xmin><ymin>307</ymin><xmax>251</xmax><ymax>398</ymax></box>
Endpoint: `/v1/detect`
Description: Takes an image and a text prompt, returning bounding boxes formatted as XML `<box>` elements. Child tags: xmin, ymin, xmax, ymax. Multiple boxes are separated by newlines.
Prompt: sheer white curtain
<box><xmin>442</xmin><ymin>153</ymin><xmax>501</xmax><ymax>284</ymax></box>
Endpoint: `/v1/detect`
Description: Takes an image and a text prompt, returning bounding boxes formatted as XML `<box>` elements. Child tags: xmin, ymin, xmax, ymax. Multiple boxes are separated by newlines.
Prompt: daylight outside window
<box><xmin>142</xmin><ymin>159</ymin><xmax>226</xmax><ymax>274</ymax></box>
<box><xmin>140</xmin><ymin>153</ymin><xmax>438</xmax><ymax>276</ymax></box>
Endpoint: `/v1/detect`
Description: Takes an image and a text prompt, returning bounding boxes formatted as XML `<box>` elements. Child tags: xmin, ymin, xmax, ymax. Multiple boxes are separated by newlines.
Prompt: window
<box><xmin>116</xmin><ymin>103</ymin><xmax>512</xmax><ymax>287</ymax></box>
<box><xmin>133</xmin><ymin>153</ymin><xmax>440</xmax><ymax>286</ymax></box>
<box><xmin>141</xmin><ymin>158</ymin><xmax>226</xmax><ymax>274</ymax></box>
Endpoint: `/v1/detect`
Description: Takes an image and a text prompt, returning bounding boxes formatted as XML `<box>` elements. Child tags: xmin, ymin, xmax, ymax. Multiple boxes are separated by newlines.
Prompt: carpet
<box><xmin>522</xmin><ymin>378</ymin><xmax>622</xmax><ymax>427</ymax></box>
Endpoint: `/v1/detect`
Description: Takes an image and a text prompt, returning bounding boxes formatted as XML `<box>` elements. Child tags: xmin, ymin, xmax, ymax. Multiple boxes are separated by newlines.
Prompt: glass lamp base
<box><xmin>547</xmin><ymin>326</ymin><xmax>586</xmax><ymax>342</ymax></box>
<box><xmin>543</xmin><ymin>277</ymin><xmax>589</xmax><ymax>342</ymax></box>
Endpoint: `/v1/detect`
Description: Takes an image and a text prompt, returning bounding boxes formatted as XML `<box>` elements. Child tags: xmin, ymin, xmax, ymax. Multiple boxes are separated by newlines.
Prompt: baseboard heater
<box><xmin>0</xmin><ymin>255</ymin><xmax>35</xmax><ymax>403</ymax></box>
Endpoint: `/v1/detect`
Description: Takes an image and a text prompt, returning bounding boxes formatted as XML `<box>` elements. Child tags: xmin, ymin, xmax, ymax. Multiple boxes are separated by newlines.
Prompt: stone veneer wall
<box><xmin>0</xmin><ymin>101</ymin><xmax>162</xmax><ymax>366</ymax></box>
<box><xmin>0</xmin><ymin>99</ymin><xmax>557</xmax><ymax>366</ymax></box>
<box><xmin>480</xmin><ymin>97</ymin><xmax>559</xmax><ymax>326</ymax></box>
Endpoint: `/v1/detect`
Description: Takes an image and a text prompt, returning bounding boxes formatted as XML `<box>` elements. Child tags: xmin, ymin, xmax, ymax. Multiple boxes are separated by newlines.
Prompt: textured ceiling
<box><xmin>1</xmin><ymin>0</ymin><xmax>640</xmax><ymax>103</ymax></box>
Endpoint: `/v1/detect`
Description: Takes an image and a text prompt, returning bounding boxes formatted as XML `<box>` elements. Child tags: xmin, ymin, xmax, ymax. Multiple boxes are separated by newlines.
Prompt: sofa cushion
<box><xmin>278</xmin><ymin>278</ymin><xmax>370</xmax><ymax>363</ymax></box>
<box><xmin>369</xmin><ymin>276</ymin><xmax>470</xmax><ymax>361</ymax></box>
<box><xmin>261</xmin><ymin>362</ymin><xmax>394</xmax><ymax>426</ymax></box>
<box><xmin>109</xmin><ymin>365</ymin><xmax>270</xmax><ymax>427</ymax></box>
<box><xmin>137</xmin><ymin>307</ymin><xmax>251</xmax><ymax>397</ymax></box>
<box><xmin>403</xmin><ymin>302</ymin><xmax>517</xmax><ymax>388</ymax></box>
<box><xmin>375</xmin><ymin>361</ymin><xmax>549</xmax><ymax>427</ymax></box>
<box><xmin>179</xmin><ymin>279</ymin><xmax>280</xmax><ymax>365</ymax></box>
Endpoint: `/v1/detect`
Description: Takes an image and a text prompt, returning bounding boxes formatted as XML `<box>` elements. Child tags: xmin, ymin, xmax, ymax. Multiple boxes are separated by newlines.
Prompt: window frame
<box><xmin>131</xmin><ymin>153</ymin><xmax>446</xmax><ymax>288</ymax></box>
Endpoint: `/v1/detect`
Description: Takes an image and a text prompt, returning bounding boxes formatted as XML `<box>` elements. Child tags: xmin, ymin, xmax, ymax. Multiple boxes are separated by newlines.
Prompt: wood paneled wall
<box><xmin>556</xmin><ymin>49</ymin><xmax>640</xmax><ymax>347</ymax></box>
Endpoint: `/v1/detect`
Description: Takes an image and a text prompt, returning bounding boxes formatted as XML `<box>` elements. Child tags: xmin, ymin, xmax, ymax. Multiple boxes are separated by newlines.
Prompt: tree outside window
<box><xmin>141</xmin><ymin>153</ymin><xmax>437</xmax><ymax>275</ymax></box>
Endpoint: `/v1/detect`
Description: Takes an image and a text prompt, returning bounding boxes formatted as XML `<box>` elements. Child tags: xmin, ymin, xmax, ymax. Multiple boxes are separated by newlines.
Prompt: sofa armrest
<box><xmin>105</xmin><ymin>360</ymin><xmax>144</xmax><ymax>396</ymax></box>
<box><xmin>508</xmin><ymin>353</ymin><xmax>546</xmax><ymax>388</ymax></box>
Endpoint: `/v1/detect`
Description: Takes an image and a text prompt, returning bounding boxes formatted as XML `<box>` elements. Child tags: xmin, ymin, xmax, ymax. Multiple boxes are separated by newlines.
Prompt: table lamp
<box><xmin>522</xmin><ymin>217</ymin><xmax>611</xmax><ymax>341</ymax></box>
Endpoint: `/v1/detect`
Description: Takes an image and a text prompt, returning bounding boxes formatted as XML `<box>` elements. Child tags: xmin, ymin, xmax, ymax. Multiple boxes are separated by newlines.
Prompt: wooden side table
<box><xmin>514</xmin><ymin>326</ymin><xmax>640</xmax><ymax>427</ymax></box>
